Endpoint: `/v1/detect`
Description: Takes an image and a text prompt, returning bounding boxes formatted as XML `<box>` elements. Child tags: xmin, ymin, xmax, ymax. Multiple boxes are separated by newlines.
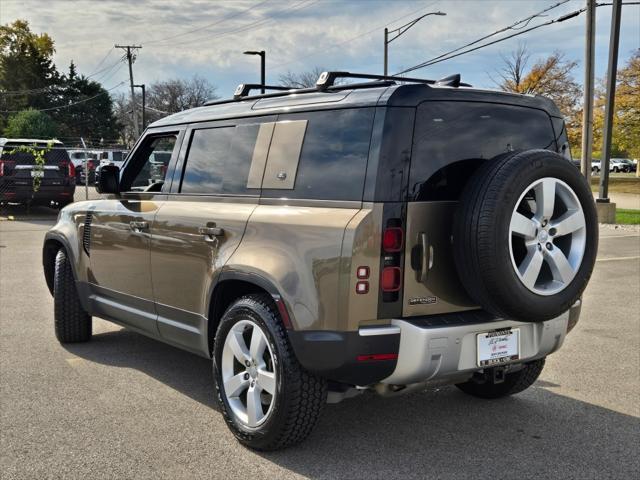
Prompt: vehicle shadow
<box><xmin>65</xmin><ymin>328</ymin><xmax>640</xmax><ymax>479</ymax></box>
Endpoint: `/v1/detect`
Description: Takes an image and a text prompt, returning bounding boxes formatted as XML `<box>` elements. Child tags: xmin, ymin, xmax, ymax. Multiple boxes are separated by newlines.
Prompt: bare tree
<box><xmin>278</xmin><ymin>67</ymin><xmax>326</xmax><ymax>88</ymax></box>
<box><xmin>147</xmin><ymin>75</ymin><xmax>219</xmax><ymax>116</ymax></box>
<box><xmin>493</xmin><ymin>44</ymin><xmax>582</xmax><ymax>151</ymax></box>
<box><xmin>493</xmin><ymin>44</ymin><xmax>581</xmax><ymax>116</ymax></box>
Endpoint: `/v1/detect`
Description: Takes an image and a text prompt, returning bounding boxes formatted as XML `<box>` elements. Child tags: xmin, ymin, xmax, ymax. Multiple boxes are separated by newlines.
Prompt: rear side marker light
<box><xmin>357</xmin><ymin>353</ymin><xmax>398</xmax><ymax>362</ymax></box>
<box><xmin>382</xmin><ymin>227</ymin><xmax>403</xmax><ymax>252</ymax></box>
<box><xmin>357</xmin><ymin>266</ymin><xmax>370</xmax><ymax>279</ymax></box>
<box><xmin>381</xmin><ymin>266</ymin><xmax>402</xmax><ymax>292</ymax></box>
<box><xmin>356</xmin><ymin>281</ymin><xmax>369</xmax><ymax>294</ymax></box>
<box><xmin>273</xmin><ymin>295</ymin><xmax>292</xmax><ymax>329</ymax></box>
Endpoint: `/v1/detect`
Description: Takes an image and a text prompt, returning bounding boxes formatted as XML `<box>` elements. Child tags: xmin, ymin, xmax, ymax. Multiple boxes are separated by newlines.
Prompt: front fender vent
<box><xmin>82</xmin><ymin>212</ymin><xmax>92</xmax><ymax>256</ymax></box>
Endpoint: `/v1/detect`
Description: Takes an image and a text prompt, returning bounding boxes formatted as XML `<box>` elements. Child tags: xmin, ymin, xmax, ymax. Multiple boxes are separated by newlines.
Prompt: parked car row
<box><xmin>68</xmin><ymin>149</ymin><xmax>129</xmax><ymax>185</ymax></box>
<box><xmin>591</xmin><ymin>157</ymin><xmax>637</xmax><ymax>173</ymax></box>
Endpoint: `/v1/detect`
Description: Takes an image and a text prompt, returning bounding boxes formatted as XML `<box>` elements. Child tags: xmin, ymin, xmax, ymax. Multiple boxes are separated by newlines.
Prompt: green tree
<box><xmin>0</xmin><ymin>20</ymin><xmax>59</xmax><ymax>122</ymax></box>
<box><xmin>53</xmin><ymin>61</ymin><xmax>121</xmax><ymax>142</ymax></box>
<box><xmin>4</xmin><ymin>108</ymin><xmax>58</xmax><ymax>138</ymax></box>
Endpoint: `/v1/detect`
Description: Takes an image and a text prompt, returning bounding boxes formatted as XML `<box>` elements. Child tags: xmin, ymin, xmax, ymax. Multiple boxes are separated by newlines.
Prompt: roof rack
<box><xmin>233</xmin><ymin>83</ymin><xmax>295</xmax><ymax>100</ymax></box>
<box><xmin>316</xmin><ymin>71</ymin><xmax>436</xmax><ymax>90</ymax></box>
<box><xmin>316</xmin><ymin>71</ymin><xmax>470</xmax><ymax>90</ymax></box>
<box><xmin>203</xmin><ymin>70</ymin><xmax>471</xmax><ymax>107</ymax></box>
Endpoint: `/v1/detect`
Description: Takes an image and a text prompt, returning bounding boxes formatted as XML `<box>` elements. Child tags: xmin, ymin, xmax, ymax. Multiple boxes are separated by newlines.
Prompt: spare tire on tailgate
<box><xmin>453</xmin><ymin>149</ymin><xmax>598</xmax><ymax>322</ymax></box>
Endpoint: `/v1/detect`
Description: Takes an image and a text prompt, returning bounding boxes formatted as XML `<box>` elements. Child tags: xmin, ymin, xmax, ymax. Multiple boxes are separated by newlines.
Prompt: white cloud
<box><xmin>2</xmin><ymin>0</ymin><xmax>638</xmax><ymax>97</ymax></box>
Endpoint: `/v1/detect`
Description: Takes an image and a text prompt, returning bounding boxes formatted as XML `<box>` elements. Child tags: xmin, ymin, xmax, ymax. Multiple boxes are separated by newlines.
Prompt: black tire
<box><xmin>53</xmin><ymin>249</ymin><xmax>92</xmax><ymax>342</ymax></box>
<box><xmin>456</xmin><ymin>359</ymin><xmax>545</xmax><ymax>399</ymax></box>
<box><xmin>213</xmin><ymin>294</ymin><xmax>327</xmax><ymax>451</ymax></box>
<box><xmin>453</xmin><ymin>150</ymin><xmax>598</xmax><ymax>322</ymax></box>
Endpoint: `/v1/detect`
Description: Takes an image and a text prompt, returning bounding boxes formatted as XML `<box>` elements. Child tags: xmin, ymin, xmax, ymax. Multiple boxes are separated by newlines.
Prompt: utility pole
<box><xmin>115</xmin><ymin>44</ymin><xmax>142</xmax><ymax>137</ymax></box>
<box><xmin>134</xmin><ymin>84</ymin><xmax>146</xmax><ymax>129</ymax></box>
<box><xmin>598</xmin><ymin>0</ymin><xmax>623</xmax><ymax>202</ymax></box>
<box><xmin>580</xmin><ymin>0</ymin><xmax>596</xmax><ymax>181</ymax></box>
<box><xmin>384</xmin><ymin>11</ymin><xmax>446</xmax><ymax>76</ymax></box>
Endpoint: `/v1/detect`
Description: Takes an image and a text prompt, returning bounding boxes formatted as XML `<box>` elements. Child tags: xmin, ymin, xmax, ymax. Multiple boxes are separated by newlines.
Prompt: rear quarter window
<box><xmin>410</xmin><ymin>101</ymin><xmax>557</xmax><ymax>201</ymax></box>
<box><xmin>262</xmin><ymin>108</ymin><xmax>375</xmax><ymax>201</ymax></box>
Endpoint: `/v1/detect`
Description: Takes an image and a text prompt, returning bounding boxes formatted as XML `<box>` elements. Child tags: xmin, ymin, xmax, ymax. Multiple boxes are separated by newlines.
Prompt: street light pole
<box><xmin>244</xmin><ymin>50</ymin><xmax>266</xmax><ymax>93</ymax></box>
<box><xmin>580</xmin><ymin>0</ymin><xmax>596</xmax><ymax>181</ymax></box>
<box><xmin>384</xmin><ymin>11</ymin><xmax>446</xmax><ymax>76</ymax></box>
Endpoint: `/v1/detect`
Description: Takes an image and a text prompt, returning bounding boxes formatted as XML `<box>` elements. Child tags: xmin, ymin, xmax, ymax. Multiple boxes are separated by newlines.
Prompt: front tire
<box><xmin>213</xmin><ymin>294</ymin><xmax>327</xmax><ymax>451</ymax></box>
<box><xmin>456</xmin><ymin>359</ymin><xmax>545</xmax><ymax>399</ymax></box>
<box><xmin>53</xmin><ymin>249</ymin><xmax>92</xmax><ymax>343</ymax></box>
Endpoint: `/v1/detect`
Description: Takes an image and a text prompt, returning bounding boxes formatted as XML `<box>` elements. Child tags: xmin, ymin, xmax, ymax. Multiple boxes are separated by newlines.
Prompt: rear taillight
<box><xmin>63</xmin><ymin>161</ymin><xmax>75</xmax><ymax>177</ymax></box>
<box><xmin>0</xmin><ymin>160</ymin><xmax>15</xmax><ymax>177</ymax></box>
<box><xmin>381</xmin><ymin>267</ymin><xmax>402</xmax><ymax>292</ymax></box>
<box><xmin>380</xmin><ymin>222</ymin><xmax>404</xmax><ymax>301</ymax></box>
<box><xmin>382</xmin><ymin>228</ymin><xmax>403</xmax><ymax>252</ymax></box>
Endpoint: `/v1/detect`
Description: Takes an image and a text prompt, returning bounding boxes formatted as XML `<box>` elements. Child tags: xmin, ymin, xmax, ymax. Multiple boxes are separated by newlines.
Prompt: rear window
<box><xmin>181</xmin><ymin>124</ymin><xmax>260</xmax><ymax>195</ymax></box>
<box><xmin>409</xmin><ymin>102</ymin><xmax>556</xmax><ymax>201</ymax></box>
<box><xmin>262</xmin><ymin>108</ymin><xmax>375</xmax><ymax>201</ymax></box>
<box><xmin>0</xmin><ymin>143</ymin><xmax>70</xmax><ymax>165</ymax></box>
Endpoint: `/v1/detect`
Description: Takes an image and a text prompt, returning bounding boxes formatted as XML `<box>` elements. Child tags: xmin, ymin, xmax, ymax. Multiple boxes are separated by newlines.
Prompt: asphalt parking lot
<box><xmin>1</xmin><ymin>209</ymin><xmax>638</xmax><ymax>479</ymax></box>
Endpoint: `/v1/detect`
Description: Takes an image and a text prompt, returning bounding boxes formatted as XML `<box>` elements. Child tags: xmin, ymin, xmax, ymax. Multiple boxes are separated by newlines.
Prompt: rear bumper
<box><xmin>382</xmin><ymin>311</ymin><xmax>570</xmax><ymax>385</ymax></box>
<box><xmin>1</xmin><ymin>182</ymin><xmax>75</xmax><ymax>202</ymax></box>
<box><xmin>289</xmin><ymin>304</ymin><xmax>579</xmax><ymax>387</ymax></box>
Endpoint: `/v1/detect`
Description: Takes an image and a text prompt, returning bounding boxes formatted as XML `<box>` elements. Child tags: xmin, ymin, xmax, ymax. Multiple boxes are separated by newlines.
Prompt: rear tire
<box><xmin>456</xmin><ymin>359</ymin><xmax>545</xmax><ymax>399</ymax></box>
<box><xmin>213</xmin><ymin>294</ymin><xmax>327</xmax><ymax>451</ymax></box>
<box><xmin>53</xmin><ymin>249</ymin><xmax>91</xmax><ymax>343</ymax></box>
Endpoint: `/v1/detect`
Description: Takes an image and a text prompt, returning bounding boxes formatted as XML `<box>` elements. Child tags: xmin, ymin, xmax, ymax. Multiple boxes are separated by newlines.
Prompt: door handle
<box><xmin>129</xmin><ymin>221</ymin><xmax>149</xmax><ymax>232</ymax></box>
<box><xmin>198</xmin><ymin>225</ymin><xmax>224</xmax><ymax>242</ymax></box>
<box><xmin>411</xmin><ymin>232</ymin><xmax>433</xmax><ymax>284</ymax></box>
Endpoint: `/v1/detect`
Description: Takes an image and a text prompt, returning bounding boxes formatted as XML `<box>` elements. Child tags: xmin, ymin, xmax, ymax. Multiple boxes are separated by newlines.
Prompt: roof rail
<box><xmin>233</xmin><ymin>83</ymin><xmax>295</xmax><ymax>100</ymax></box>
<box><xmin>316</xmin><ymin>71</ymin><xmax>436</xmax><ymax>90</ymax></box>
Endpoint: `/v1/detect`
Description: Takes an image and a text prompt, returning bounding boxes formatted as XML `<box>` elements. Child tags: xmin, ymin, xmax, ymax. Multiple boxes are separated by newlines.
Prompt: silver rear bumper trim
<box><xmin>358</xmin><ymin>325</ymin><xmax>401</xmax><ymax>336</ymax></box>
<box><xmin>381</xmin><ymin>312</ymin><xmax>570</xmax><ymax>385</ymax></box>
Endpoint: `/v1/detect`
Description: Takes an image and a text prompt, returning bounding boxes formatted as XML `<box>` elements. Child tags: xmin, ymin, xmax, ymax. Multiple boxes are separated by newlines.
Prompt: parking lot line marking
<box><xmin>596</xmin><ymin>255</ymin><xmax>640</xmax><ymax>262</ymax></box>
<box><xmin>600</xmin><ymin>234</ymin><xmax>640</xmax><ymax>239</ymax></box>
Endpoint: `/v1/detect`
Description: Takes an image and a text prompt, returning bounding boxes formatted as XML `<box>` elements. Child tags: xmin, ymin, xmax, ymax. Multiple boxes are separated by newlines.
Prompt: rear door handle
<box><xmin>129</xmin><ymin>221</ymin><xmax>149</xmax><ymax>232</ymax></box>
<box><xmin>411</xmin><ymin>232</ymin><xmax>433</xmax><ymax>283</ymax></box>
<box><xmin>199</xmin><ymin>225</ymin><xmax>224</xmax><ymax>242</ymax></box>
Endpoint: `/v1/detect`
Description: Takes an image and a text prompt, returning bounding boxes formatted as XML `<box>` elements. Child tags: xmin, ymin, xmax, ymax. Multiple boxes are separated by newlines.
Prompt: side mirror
<box><xmin>95</xmin><ymin>164</ymin><xmax>120</xmax><ymax>194</ymax></box>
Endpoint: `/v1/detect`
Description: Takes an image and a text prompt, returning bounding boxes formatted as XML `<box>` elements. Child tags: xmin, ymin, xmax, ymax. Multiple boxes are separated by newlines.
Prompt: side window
<box><xmin>180</xmin><ymin>124</ymin><xmax>261</xmax><ymax>195</ymax></box>
<box><xmin>262</xmin><ymin>108</ymin><xmax>375</xmax><ymax>201</ymax></box>
<box><xmin>121</xmin><ymin>134</ymin><xmax>178</xmax><ymax>192</ymax></box>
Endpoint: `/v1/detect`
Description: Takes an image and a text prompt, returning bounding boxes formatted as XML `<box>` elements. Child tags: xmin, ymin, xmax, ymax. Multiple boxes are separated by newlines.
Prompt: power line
<box><xmin>397</xmin><ymin>0</ymin><xmax>570</xmax><ymax>74</ymax></box>
<box><xmin>270</xmin><ymin>1</ymin><xmax>441</xmax><ymax>71</ymax></box>
<box><xmin>151</xmin><ymin>0</ymin><xmax>316</xmax><ymax>49</ymax></box>
<box><xmin>143</xmin><ymin>0</ymin><xmax>271</xmax><ymax>45</ymax></box>
<box><xmin>0</xmin><ymin>81</ymin><xmax>127</xmax><ymax>113</ymax></box>
<box><xmin>395</xmin><ymin>0</ymin><xmax>639</xmax><ymax>76</ymax></box>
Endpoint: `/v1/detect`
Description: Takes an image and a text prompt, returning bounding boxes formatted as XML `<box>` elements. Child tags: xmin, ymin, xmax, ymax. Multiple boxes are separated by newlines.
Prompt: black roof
<box><xmin>149</xmin><ymin>72</ymin><xmax>562</xmax><ymax>128</ymax></box>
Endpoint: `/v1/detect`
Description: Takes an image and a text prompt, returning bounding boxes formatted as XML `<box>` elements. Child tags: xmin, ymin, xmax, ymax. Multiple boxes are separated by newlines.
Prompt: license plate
<box><xmin>31</xmin><ymin>170</ymin><xmax>44</xmax><ymax>178</ymax></box>
<box><xmin>477</xmin><ymin>328</ymin><xmax>520</xmax><ymax>367</ymax></box>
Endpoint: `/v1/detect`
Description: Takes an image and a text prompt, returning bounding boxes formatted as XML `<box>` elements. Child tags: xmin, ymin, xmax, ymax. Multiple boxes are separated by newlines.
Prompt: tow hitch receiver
<box><xmin>492</xmin><ymin>366</ymin><xmax>506</xmax><ymax>384</ymax></box>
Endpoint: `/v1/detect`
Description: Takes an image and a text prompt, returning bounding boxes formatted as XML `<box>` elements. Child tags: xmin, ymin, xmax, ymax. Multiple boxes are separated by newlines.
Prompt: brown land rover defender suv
<box><xmin>42</xmin><ymin>72</ymin><xmax>598</xmax><ymax>450</ymax></box>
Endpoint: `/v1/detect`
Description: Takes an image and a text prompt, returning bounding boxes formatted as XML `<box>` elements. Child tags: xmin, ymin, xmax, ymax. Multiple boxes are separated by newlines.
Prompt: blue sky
<box><xmin>1</xmin><ymin>0</ymin><xmax>638</xmax><ymax>99</ymax></box>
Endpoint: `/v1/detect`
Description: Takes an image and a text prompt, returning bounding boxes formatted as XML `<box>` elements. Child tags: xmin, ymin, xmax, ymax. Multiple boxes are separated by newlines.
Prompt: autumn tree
<box><xmin>494</xmin><ymin>44</ymin><xmax>582</xmax><ymax>151</ymax></box>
